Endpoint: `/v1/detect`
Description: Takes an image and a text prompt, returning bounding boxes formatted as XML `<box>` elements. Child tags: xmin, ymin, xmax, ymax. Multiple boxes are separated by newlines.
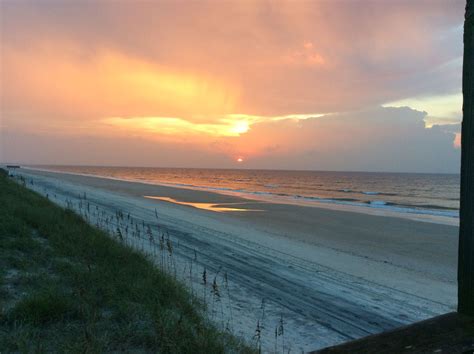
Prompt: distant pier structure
<box><xmin>2</xmin><ymin>165</ymin><xmax>21</xmax><ymax>176</ymax></box>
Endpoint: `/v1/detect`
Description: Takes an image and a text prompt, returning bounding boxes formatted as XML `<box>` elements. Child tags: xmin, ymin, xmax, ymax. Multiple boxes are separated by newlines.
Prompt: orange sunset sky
<box><xmin>0</xmin><ymin>0</ymin><xmax>465</xmax><ymax>172</ymax></box>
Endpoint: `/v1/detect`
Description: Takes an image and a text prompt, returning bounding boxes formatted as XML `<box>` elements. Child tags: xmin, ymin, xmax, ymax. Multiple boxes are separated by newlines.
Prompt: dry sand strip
<box><xmin>13</xmin><ymin>168</ymin><xmax>458</xmax><ymax>352</ymax></box>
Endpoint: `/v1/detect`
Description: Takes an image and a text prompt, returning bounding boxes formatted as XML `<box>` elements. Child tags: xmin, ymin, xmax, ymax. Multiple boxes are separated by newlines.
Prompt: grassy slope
<box><xmin>0</xmin><ymin>171</ymin><xmax>252</xmax><ymax>353</ymax></box>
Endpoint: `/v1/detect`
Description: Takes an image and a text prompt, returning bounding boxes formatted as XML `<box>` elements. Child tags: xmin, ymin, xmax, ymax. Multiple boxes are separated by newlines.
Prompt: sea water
<box><xmin>34</xmin><ymin>166</ymin><xmax>460</xmax><ymax>219</ymax></box>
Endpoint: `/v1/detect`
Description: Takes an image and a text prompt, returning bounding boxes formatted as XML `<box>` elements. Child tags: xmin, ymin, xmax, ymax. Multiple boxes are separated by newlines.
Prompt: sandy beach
<box><xmin>14</xmin><ymin>168</ymin><xmax>458</xmax><ymax>352</ymax></box>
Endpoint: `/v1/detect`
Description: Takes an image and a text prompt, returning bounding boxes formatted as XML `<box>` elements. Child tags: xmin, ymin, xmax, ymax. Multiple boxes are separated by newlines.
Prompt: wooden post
<box><xmin>459</xmin><ymin>0</ymin><xmax>474</xmax><ymax>316</ymax></box>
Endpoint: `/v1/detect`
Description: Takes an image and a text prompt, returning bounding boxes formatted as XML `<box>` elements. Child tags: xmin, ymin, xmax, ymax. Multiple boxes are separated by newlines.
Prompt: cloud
<box><xmin>2</xmin><ymin>47</ymin><xmax>239</xmax><ymax>126</ymax></box>
<box><xmin>2</xmin><ymin>107</ymin><xmax>460</xmax><ymax>173</ymax></box>
<box><xmin>1</xmin><ymin>0</ymin><xmax>464</xmax><ymax>118</ymax></box>
<box><xmin>225</xmin><ymin>106</ymin><xmax>460</xmax><ymax>173</ymax></box>
<box><xmin>0</xmin><ymin>1</ymin><xmax>464</xmax><ymax>172</ymax></box>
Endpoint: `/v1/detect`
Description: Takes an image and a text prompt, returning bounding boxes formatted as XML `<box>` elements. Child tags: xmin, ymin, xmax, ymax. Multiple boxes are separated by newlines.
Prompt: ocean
<box><xmin>34</xmin><ymin>166</ymin><xmax>460</xmax><ymax>219</ymax></box>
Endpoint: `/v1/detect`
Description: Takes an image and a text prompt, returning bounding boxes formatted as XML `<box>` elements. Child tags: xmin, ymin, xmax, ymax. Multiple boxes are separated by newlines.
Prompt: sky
<box><xmin>0</xmin><ymin>0</ymin><xmax>465</xmax><ymax>173</ymax></box>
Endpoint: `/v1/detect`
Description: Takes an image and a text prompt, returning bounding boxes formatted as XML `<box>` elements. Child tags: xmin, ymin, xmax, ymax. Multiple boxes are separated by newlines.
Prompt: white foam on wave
<box><xmin>370</xmin><ymin>200</ymin><xmax>387</xmax><ymax>206</ymax></box>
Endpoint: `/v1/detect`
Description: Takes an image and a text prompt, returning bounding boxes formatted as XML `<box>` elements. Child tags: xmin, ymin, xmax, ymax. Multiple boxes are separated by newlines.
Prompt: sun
<box><xmin>237</xmin><ymin>157</ymin><xmax>244</xmax><ymax>163</ymax></box>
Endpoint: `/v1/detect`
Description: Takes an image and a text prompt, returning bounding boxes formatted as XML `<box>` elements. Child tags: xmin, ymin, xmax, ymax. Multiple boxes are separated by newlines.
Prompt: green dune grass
<box><xmin>0</xmin><ymin>170</ymin><xmax>253</xmax><ymax>353</ymax></box>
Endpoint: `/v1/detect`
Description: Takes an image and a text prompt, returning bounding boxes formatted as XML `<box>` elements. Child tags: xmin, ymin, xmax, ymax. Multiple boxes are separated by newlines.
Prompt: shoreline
<box><xmin>12</xmin><ymin>168</ymin><xmax>458</xmax><ymax>351</ymax></box>
<box><xmin>21</xmin><ymin>166</ymin><xmax>459</xmax><ymax>226</ymax></box>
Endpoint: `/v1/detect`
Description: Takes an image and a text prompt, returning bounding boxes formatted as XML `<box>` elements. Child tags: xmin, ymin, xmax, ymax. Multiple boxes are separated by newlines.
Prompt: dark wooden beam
<box><xmin>459</xmin><ymin>0</ymin><xmax>474</xmax><ymax>316</ymax></box>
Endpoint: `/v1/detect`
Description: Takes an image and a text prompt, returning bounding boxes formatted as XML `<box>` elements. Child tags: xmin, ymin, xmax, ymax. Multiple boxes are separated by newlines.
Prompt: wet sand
<box><xmin>14</xmin><ymin>168</ymin><xmax>458</xmax><ymax>351</ymax></box>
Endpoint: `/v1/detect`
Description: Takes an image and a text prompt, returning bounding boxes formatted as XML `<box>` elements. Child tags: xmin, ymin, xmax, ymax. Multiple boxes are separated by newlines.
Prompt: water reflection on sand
<box><xmin>144</xmin><ymin>196</ymin><xmax>263</xmax><ymax>212</ymax></box>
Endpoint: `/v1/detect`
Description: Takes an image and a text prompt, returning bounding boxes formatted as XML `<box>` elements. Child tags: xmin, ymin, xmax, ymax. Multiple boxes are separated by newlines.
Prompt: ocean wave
<box><xmin>338</xmin><ymin>189</ymin><xmax>397</xmax><ymax>196</ymax></box>
<box><xmin>363</xmin><ymin>202</ymin><xmax>459</xmax><ymax>218</ymax></box>
<box><xmin>279</xmin><ymin>194</ymin><xmax>457</xmax><ymax>218</ymax></box>
<box><xmin>105</xmin><ymin>179</ymin><xmax>460</xmax><ymax>219</ymax></box>
<box><xmin>26</xmin><ymin>166</ymin><xmax>459</xmax><ymax>219</ymax></box>
<box><xmin>369</xmin><ymin>200</ymin><xmax>387</xmax><ymax>206</ymax></box>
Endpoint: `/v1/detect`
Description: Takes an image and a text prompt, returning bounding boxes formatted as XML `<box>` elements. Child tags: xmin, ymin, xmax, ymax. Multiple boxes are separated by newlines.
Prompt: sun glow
<box><xmin>5</xmin><ymin>46</ymin><xmax>240</xmax><ymax>119</ymax></box>
<box><xmin>229</xmin><ymin>121</ymin><xmax>250</xmax><ymax>134</ymax></box>
<box><xmin>237</xmin><ymin>157</ymin><xmax>244</xmax><ymax>163</ymax></box>
<box><xmin>102</xmin><ymin>112</ymin><xmax>326</xmax><ymax>140</ymax></box>
<box><xmin>103</xmin><ymin>116</ymin><xmax>252</xmax><ymax>138</ymax></box>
